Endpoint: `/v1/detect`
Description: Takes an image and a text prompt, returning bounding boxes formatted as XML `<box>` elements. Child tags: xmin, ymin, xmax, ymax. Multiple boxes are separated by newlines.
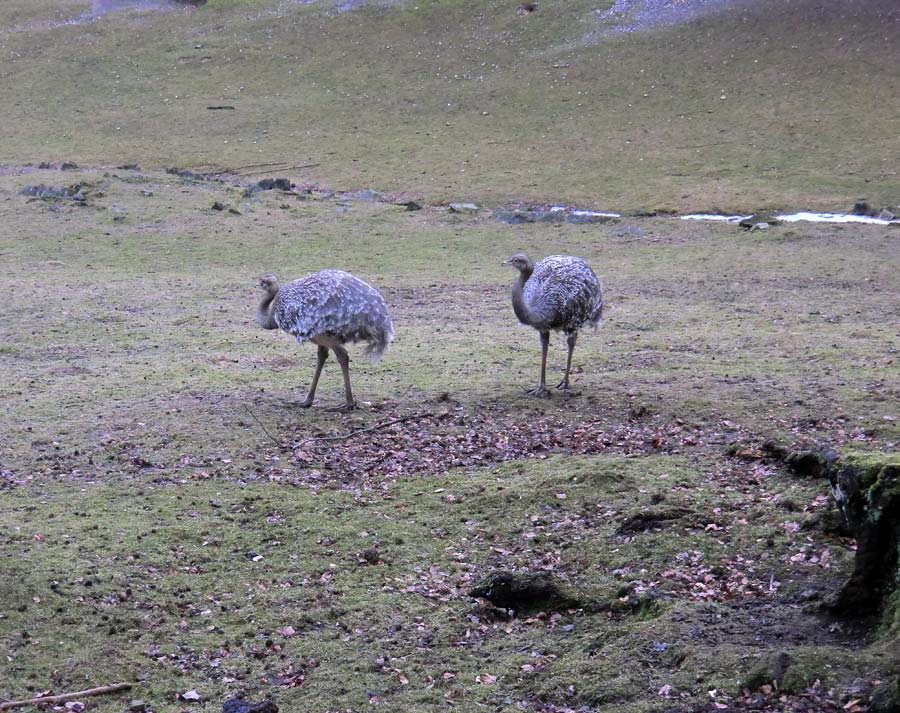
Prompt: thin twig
<box><xmin>233</xmin><ymin>163</ymin><xmax>320</xmax><ymax>176</ymax></box>
<box><xmin>293</xmin><ymin>413</ymin><xmax>429</xmax><ymax>449</ymax></box>
<box><xmin>244</xmin><ymin>405</ymin><xmax>286</xmax><ymax>451</ymax></box>
<box><xmin>0</xmin><ymin>683</ymin><xmax>132</xmax><ymax>710</ymax></box>
<box><xmin>224</xmin><ymin>160</ymin><xmax>290</xmax><ymax>172</ymax></box>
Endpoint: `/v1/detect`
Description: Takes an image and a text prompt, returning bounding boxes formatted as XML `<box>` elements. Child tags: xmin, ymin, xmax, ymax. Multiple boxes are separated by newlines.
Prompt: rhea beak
<box><xmin>503</xmin><ymin>258</ymin><xmax>513</xmax><ymax>265</ymax></box>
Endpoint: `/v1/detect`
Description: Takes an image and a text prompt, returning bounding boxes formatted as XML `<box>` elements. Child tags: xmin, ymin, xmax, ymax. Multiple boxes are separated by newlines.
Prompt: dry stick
<box><xmin>293</xmin><ymin>413</ymin><xmax>428</xmax><ymax>449</ymax></box>
<box><xmin>0</xmin><ymin>683</ymin><xmax>132</xmax><ymax>710</ymax></box>
<box><xmin>233</xmin><ymin>163</ymin><xmax>320</xmax><ymax>176</ymax></box>
<box><xmin>244</xmin><ymin>405</ymin><xmax>286</xmax><ymax>451</ymax></box>
<box><xmin>223</xmin><ymin>160</ymin><xmax>290</xmax><ymax>172</ymax></box>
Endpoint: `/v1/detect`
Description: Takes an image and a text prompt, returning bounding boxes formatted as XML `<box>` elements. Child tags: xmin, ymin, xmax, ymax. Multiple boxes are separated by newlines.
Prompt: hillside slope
<box><xmin>2</xmin><ymin>0</ymin><xmax>899</xmax><ymax>207</ymax></box>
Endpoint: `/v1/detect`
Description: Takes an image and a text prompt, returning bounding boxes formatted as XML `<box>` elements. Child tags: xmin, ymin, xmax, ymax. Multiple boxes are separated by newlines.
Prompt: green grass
<box><xmin>1</xmin><ymin>167</ymin><xmax>898</xmax><ymax>711</ymax></box>
<box><xmin>2</xmin><ymin>1</ymin><xmax>900</xmax><ymax>710</ymax></box>
<box><xmin>2</xmin><ymin>0</ymin><xmax>900</xmax><ymax>210</ymax></box>
<box><xmin>0</xmin><ymin>455</ymin><xmax>876</xmax><ymax>711</ymax></box>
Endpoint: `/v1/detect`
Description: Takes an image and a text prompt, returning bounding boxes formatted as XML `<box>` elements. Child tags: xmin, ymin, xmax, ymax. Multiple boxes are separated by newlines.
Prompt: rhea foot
<box><xmin>327</xmin><ymin>401</ymin><xmax>358</xmax><ymax>412</ymax></box>
<box><xmin>526</xmin><ymin>385</ymin><xmax>551</xmax><ymax>398</ymax></box>
<box><xmin>556</xmin><ymin>377</ymin><xmax>571</xmax><ymax>390</ymax></box>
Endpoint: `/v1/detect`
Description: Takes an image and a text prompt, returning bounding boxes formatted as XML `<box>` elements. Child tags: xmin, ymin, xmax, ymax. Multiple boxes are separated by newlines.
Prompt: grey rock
<box><xmin>244</xmin><ymin>177</ymin><xmax>293</xmax><ymax>197</ymax></box>
<box><xmin>494</xmin><ymin>209</ymin><xmax>564</xmax><ymax>224</ymax></box>
<box><xmin>20</xmin><ymin>184</ymin><xmax>87</xmax><ymax>202</ymax></box>
<box><xmin>448</xmin><ymin>202</ymin><xmax>479</xmax><ymax>213</ymax></box>
<box><xmin>851</xmin><ymin>200</ymin><xmax>878</xmax><ymax>217</ymax></box>
<box><xmin>878</xmin><ymin>208</ymin><xmax>896</xmax><ymax>221</ymax></box>
<box><xmin>739</xmin><ymin>213</ymin><xmax>778</xmax><ymax>229</ymax></box>
<box><xmin>565</xmin><ymin>212</ymin><xmax>618</xmax><ymax>225</ymax></box>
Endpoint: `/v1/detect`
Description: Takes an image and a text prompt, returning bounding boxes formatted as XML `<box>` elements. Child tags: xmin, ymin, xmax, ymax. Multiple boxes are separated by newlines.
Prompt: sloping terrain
<box><xmin>1</xmin><ymin>2</ymin><xmax>899</xmax><ymax>712</ymax></box>
<box><xmin>1</xmin><ymin>0</ymin><xmax>900</xmax><ymax>210</ymax></box>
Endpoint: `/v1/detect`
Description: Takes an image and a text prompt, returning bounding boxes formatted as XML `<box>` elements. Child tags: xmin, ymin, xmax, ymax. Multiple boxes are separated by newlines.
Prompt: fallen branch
<box><xmin>223</xmin><ymin>160</ymin><xmax>290</xmax><ymax>172</ymax></box>
<box><xmin>233</xmin><ymin>163</ymin><xmax>320</xmax><ymax>176</ymax></box>
<box><xmin>244</xmin><ymin>405</ymin><xmax>287</xmax><ymax>451</ymax></box>
<box><xmin>293</xmin><ymin>413</ymin><xmax>428</xmax><ymax>449</ymax></box>
<box><xmin>0</xmin><ymin>683</ymin><xmax>132</xmax><ymax>710</ymax></box>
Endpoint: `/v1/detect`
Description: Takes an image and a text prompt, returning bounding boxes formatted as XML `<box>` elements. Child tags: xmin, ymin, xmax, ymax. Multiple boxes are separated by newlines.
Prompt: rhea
<box><xmin>256</xmin><ymin>270</ymin><xmax>394</xmax><ymax>410</ymax></box>
<box><xmin>505</xmin><ymin>253</ymin><xmax>604</xmax><ymax>396</ymax></box>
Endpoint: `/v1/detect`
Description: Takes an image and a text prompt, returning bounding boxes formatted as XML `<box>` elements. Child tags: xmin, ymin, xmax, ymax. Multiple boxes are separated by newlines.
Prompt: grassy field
<box><xmin>1</xmin><ymin>1</ymin><xmax>900</xmax><ymax>712</ymax></box>
<box><xmin>1</xmin><ymin>168</ymin><xmax>898</xmax><ymax>712</ymax></box>
<box><xmin>2</xmin><ymin>0</ymin><xmax>900</xmax><ymax>211</ymax></box>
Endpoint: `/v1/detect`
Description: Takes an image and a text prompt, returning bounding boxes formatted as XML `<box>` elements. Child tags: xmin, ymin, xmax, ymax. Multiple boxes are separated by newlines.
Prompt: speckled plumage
<box><xmin>506</xmin><ymin>253</ymin><xmax>604</xmax><ymax>395</ymax></box>
<box><xmin>256</xmin><ymin>270</ymin><xmax>393</xmax><ymax>410</ymax></box>
<box><xmin>260</xmin><ymin>270</ymin><xmax>393</xmax><ymax>362</ymax></box>
<box><xmin>517</xmin><ymin>255</ymin><xmax>604</xmax><ymax>332</ymax></box>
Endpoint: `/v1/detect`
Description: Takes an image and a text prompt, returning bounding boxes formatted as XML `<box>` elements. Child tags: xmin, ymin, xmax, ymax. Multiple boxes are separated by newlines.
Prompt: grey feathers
<box><xmin>268</xmin><ymin>270</ymin><xmax>394</xmax><ymax>363</ymax></box>
<box><xmin>518</xmin><ymin>255</ymin><xmax>604</xmax><ymax>333</ymax></box>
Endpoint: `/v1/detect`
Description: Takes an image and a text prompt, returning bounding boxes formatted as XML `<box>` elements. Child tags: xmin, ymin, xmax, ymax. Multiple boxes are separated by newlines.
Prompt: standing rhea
<box><xmin>256</xmin><ymin>270</ymin><xmax>394</xmax><ymax>410</ymax></box>
<box><xmin>505</xmin><ymin>253</ymin><xmax>603</xmax><ymax>396</ymax></box>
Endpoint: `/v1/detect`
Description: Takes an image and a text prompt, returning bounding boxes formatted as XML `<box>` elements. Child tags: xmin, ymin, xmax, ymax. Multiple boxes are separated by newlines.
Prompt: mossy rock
<box><xmin>827</xmin><ymin>451</ymin><xmax>900</xmax><ymax>617</ymax></box>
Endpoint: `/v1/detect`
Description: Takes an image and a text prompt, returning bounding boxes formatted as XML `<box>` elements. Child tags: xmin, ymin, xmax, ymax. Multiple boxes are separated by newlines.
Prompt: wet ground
<box><xmin>595</xmin><ymin>0</ymin><xmax>753</xmax><ymax>33</ymax></box>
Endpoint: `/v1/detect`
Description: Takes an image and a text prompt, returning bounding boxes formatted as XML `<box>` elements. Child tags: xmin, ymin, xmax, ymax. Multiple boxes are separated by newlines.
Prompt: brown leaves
<box><xmin>277</xmin><ymin>407</ymin><xmax>731</xmax><ymax>487</ymax></box>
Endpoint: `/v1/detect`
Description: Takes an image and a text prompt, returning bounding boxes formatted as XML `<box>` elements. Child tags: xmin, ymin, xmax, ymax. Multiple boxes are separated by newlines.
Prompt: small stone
<box><xmin>360</xmin><ymin>547</ymin><xmax>381</xmax><ymax>564</ymax></box>
<box><xmin>211</xmin><ymin>201</ymin><xmax>225</xmax><ymax>211</ymax></box>
<box><xmin>60</xmin><ymin>161</ymin><xmax>78</xmax><ymax>170</ymax></box>
<box><xmin>878</xmin><ymin>208</ymin><xmax>896</xmax><ymax>221</ymax></box>
<box><xmin>448</xmin><ymin>202</ymin><xmax>479</xmax><ymax>213</ymax></box>
<box><xmin>128</xmin><ymin>700</ymin><xmax>147</xmax><ymax>712</ymax></box>
<box><xmin>851</xmin><ymin>200</ymin><xmax>878</xmax><ymax>217</ymax></box>
<box><xmin>739</xmin><ymin>213</ymin><xmax>778</xmax><ymax>229</ymax></box>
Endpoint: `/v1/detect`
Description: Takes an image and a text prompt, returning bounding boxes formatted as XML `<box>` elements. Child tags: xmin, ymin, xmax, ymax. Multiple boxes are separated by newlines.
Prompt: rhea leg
<box><xmin>329</xmin><ymin>345</ymin><xmax>357</xmax><ymax>411</ymax></box>
<box><xmin>557</xmin><ymin>331</ymin><xmax>578</xmax><ymax>390</ymax></box>
<box><xmin>300</xmin><ymin>345</ymin><xmax>329</xmax><ymax>407</ymax></box>
<box><xmin>527</xmin><ymin>331</ymin><xmax>551</xmax><ymax>397</ymax></box>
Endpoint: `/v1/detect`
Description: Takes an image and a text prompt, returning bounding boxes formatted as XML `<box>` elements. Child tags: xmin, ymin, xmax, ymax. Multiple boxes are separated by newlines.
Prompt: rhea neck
<box><xmin>510</xmin><ymin>260</ymin><xmax>536</xmax><ymax>325</ymax></box>
<box><xmin>256</xmin><ymin>280</ymin><xmax>280</xmax><ymax>330</ymax></box>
